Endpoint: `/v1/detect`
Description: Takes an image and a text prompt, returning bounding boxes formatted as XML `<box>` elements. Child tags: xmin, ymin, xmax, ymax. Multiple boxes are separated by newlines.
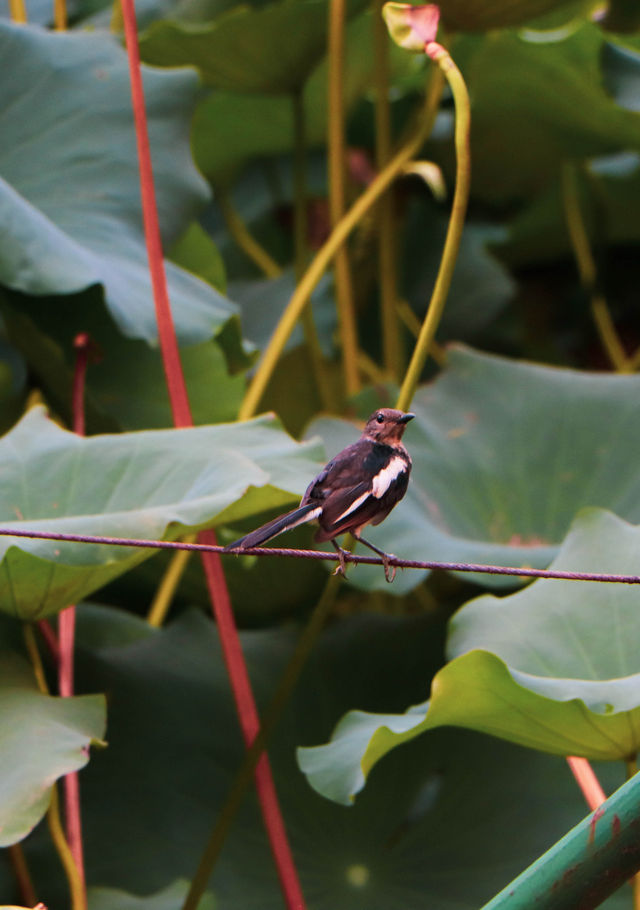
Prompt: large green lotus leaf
<box><xmin>89</xmin><ymin>880</ymin><xmax>214</xmax><ymax>910</ymax></box>
<box><xmin>230</xmin><ymin>270</ymin><xmax>336</xmax><ymax>356</ymax></box>
<box><xmin>194</xmin><ymin>92</ymin><xmax>292</xmax><ymax>185</ymax></box>
<box><xmin>497</xmin><ymin>38</ymin><xmax>640</xmax><ymax>264</ymax></box>
<box><xmin>13</xmin><ymin>604</ymin><xmax>625</xmax><ymax>909</ymax></box>
<box><xmin>0</xmin><ymin>332</ymin><xmax>27</xmax><ymax>436</ymax></box>
<box><xmin>203</xmin><ymin>155</ymin><xmax>330</xmax><ymax>280</ymax></box>
<box><xmin>601</xmin><ymin>0</ymin><xmax>640</xmax><ymax>31</ymax></box>
<box><xmin>453</xmin><ymin>23</ymin><xmax>640</xmax><ymax>205</ymax></box>
<box><xmin>447</xmin><ymin>508</ymin><xmax>640</xmax><ymax>727</ymax></box>
<box><xmin>0</xmin><ymin>406</ymin><xmax>323</xmax><ymax>619</ymax></box>
<box><xmin>496</xmin><ymin>155</ymin><xmax>640</xmax><ymax>267</ymax></box>
<box><xmin>0</xmin><ymin>21</ymin><xmax>237</xmax><ymax>346</ymax></box>
<box><xmin>297</xmin><ymin>649</ymin><xmax>637</xmax><ymax>805</ymax></box>
<box><xmin>298</xmin><ymin>510</ymin><xmax>640</xmax><ymax>804</ymax></box>
<box><xmin>400</xmin><ymin>199</ymin><xmax>514</xmax><ymax>340</ymax></box>
<box><xmin>139</xmin><ymin>0</ymin><xmax>366</xmax><ymax>94</ymax></box>
<box><xmin>258</xmin><ymin>349</ymin><xmax>345</xmax><ymax>439</ymax></box>
<box><xmin>602</xmin><ymin>39</ymin><xmax>640</xmax><ymax>113</ymax></box>
<box><xmin>0</xmin><ymin>652</ymin><xmax>105</xmax><ymax>846</ymax></box>
<box><xmin>0</xmin><ymin>289</ymin><xmax>246</xmax><ymax>431</ymax></box>
<box><xmin>438</xmin><ymin>0</ymin><xmax>577</xmax><ymax>30</ymax></box>
<box><xmin>303</xmin><ymin>345</ymin><xmax>640</xmax><ymax>593</ymax></box>
<box><xmin>82</xmin><ymin>0</ymin><xmax>216</xmax><ymax>31</ymax></box>
<box><xmin>102</xmin><ymin>519</ymin><xmax>328</xmax><ymax>623</ymax></box>
<box><xmin>169</xmin><ymin>221</ymin><xmax>227</xmax><ymax>294</ymax></box>
<box><xmin>193</xmin><ymin>10</ymin><xmax>417</xmax><ymax>182</ymax></box>
<box><xmin>87</xmin><ymin>336</ymin><xmax>246</xmax><ymax>430</ymax></box>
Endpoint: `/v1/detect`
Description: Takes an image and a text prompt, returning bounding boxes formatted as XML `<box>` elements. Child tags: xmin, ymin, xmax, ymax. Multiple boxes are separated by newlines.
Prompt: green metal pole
<box><xmin>482</xmin><ymin>770</ymin><xmax>640</xmax><ymax>909</ymax></box>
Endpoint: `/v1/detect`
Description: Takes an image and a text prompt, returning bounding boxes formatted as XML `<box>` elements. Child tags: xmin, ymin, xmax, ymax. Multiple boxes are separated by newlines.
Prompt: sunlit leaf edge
<box><xmin>297</xmin><ymin>648</ymin><xmax>640</xmax><ymax>805</ymax></box>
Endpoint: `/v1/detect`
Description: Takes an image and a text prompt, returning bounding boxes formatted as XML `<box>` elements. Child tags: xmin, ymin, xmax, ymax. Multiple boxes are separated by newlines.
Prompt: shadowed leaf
<box><xmin>12</xmin><ymin>604</ymin><xmax>623</xmax><ymax>908</ymax></box>
<box><xmin>298</xmin><ymin>510</ymin><xmax>640</xmax><ymax>804</ymax></box>
<box><xmin>0</xmin><ymin>21</ymin><xmax>238</xmax><ymax>346</ymax></box>
<box><xmin>0</xmin><ymin>653</ymin><xmax>105</xmax><ymax>845</ymax></box>
<box><xmin>438</xmin><ymin>0</ymin><xmax>577</xmax><ymax>30</ymax></box>
<box><xmin>192</xmin><ymin>10</ymin><xmax>416</xmax><ymax>182</ymax></box>
<box><xmin>305</xmin><ymin>346</ymin><xmax>640</xmax><ymax>593</ymax></box>
<box><xmin>454</xmin><ymin>23</ymin><xmax>640</xmax><ymax>205</ymax></box>
<box><xmin>139</xmin><ymin>0</ymin><xmax>367</xmax><ymax>94</ymax></box>
<box><xmin>88</xmin><ymin>880</ymin><xmax>214</xmax><ymax>910</ymax></box>
<box><xmin>0</xmin><ymin>406</ymin><xmax>323</xmax><ymax>618</ymax></box>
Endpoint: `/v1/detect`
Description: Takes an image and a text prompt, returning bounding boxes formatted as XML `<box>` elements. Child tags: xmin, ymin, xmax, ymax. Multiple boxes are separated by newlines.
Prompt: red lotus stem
<box><xmin>58</xmin><ymin>607</ymin><xmax>77</xmax><ymax>702</ymax></box>
<box><xmin>120</xmin><ymin>1</ymin><xmax>192</xmax><ymax>429</ymax></box>
<box><xmin>58</xmin><ymin>333</ymin><xmax>95</xmax><ymax>893</ymax></box>
<box><xmin>200</xmin><ymin>530</ymin><xmax>306</xmax><ymax>906</ymax></box>
<box><xmin>71</xmin><ymin>333</ymin><xmax>90</xmax><ymax>437</ymax></box>
<box><xmin>119</xmin><ymin>4</ymin><xmax>306</xmax><ymax>905</ymax></box>
<box><xmin>566</xmin><ymin>756</ymin><xmax>606</xmax><ymax>811</ymax></box>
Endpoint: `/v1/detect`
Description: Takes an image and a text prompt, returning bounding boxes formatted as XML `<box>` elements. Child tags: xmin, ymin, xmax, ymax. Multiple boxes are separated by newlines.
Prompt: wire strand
<box><xmin>2</xmin><ymin>527</ymin><xmax>640</xmax><ymax>584</ymax></box>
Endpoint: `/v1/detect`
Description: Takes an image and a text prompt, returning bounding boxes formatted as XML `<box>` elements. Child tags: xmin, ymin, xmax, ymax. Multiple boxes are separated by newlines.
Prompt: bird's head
<box><xmin>363</xmin><ymin>408</ymin><xmax>415</xmax><ymax>444</ymax></box>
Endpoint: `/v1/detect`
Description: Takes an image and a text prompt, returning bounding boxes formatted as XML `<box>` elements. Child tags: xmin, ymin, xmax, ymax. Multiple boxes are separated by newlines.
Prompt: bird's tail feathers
<box><xmin>224</xmin><ymin>503</ymin><xmax>321</xmax><ymax>551</ymax></box>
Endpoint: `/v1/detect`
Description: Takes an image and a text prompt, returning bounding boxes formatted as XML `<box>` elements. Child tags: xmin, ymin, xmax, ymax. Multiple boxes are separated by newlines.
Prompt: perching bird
<box><xmin>225</xmin><ymin>408</ymin><xmax>414</xmax><ymax>582</ymax></box>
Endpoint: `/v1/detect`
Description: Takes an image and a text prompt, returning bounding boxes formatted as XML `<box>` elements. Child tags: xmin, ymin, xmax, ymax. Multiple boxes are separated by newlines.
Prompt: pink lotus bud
<box><xmin>382</xmin><ymin>3</ymin><xmax>440</xmax><ymax>52</ymax></box>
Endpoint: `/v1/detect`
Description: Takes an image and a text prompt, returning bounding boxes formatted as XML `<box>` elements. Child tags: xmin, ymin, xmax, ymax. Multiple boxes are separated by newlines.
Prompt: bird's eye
<box><xmin>376</xmin><ymin>413</ymin><xmax>384</xmax><ymax>424</ymax></box>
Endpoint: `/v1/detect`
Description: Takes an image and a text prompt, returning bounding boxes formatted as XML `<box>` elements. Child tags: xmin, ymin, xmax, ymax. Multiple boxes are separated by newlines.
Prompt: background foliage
<box><xmin>2</xmin><ymin>0</ymin><xmax>640</xmax><ymax>907</ymax></box>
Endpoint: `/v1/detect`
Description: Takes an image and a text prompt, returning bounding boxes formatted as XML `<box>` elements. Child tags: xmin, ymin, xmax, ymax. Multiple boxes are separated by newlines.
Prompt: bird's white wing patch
<box><xmin>330</xmin><ymin>456</ymin><xmax>407</xmax><ymax>525</ymax></box>
<box><xmin>372</xmin><ymin>456</ymin><xmax>406</xmax><ymax>498</ymax></box>
<box><xmin>333</xmin><ymin>491</ymin><xmax>371</xmax><ymax>523</ymax></box>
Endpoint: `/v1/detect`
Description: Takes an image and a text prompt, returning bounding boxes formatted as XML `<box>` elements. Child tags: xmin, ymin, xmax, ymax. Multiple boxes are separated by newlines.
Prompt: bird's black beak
<box><xmin>398</xmin><ymin>412</ymin><xmax>415</xmax><ymax>424</ymax></box>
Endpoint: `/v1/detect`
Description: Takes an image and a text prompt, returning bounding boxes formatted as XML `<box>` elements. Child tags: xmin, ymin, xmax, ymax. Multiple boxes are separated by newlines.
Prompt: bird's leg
<box><xmin>331</xmin><ymin>539</ymin><xmax>349</xmax><ymax>576</ymax></box>
<box><xmin>354</xmin><ymin>533</ymin><xmax>397</xmax><ymax>583</ymax></box>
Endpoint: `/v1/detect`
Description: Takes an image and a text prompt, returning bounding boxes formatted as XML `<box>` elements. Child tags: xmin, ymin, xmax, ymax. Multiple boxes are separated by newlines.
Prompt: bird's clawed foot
<box><xmin>381</xmin><ymin>553</ymin><xmax>397</xmax><ymax>584</ymax></box>
<box><xmin>331</xmin><ymin>542</ymin><xmax>349</xmax><ymax>577</ymax></box>
<box><xmin>355</xmin><ymin>534</ymin><xmax>398</xmax><ymax>583</ymax></box>
<box><xmin>331</xmin><ymin>538</ymin><xmax>397</xmax><ymax>582</ymax></box>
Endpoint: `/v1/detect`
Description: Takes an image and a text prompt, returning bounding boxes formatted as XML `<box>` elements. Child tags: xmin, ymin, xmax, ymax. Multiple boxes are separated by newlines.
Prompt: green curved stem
<box><xmin>293</xmin><ymin>90</ymin><xmax>334</xmax><ymax>411</ymax></box>
<box><xmin>374</xmin><ymin>0</ymin><xmax>402</xmax><ymax>380</ymax></box>
<box><xmin>239</xmin><ymin>67</ymin><xmax>445</xmax><ymax>420</ymax></box>
<box><xmin>396</xmin><ymin>42</ymin><xmax>471</xmax><ymax>412</ymax></box>
<box><xmin>8</xmin><ymin>844</ymin><xmax>37</xmax><ymax>907</ymax></box>
<box><xmin>54</xmin><ymin>0</ymin><xmax>67</xmax><ymax>29</ymax></box>
<box><xmin>218</xmin><ymin>188</ymin><xmax>282</xmax><ymax>279</ymax></box>
<box><xmin>8</xmin><ymin>0</ymin><xmax>26</xmax><ymax>21</ymax></box>
<box><xmin>110</xmin><ymin>0</ymin><xmax>123</xmax><ymax>32</ymax></box>
<box><xmin>23</xmin><ymin>623</ymin><xmax>49</xmax><ymax>695</ymax></box>
<box><xmin>561</xmin><ymin>163</ymin><xmax>628</xmax><ymax>373</ymax></box>
<box><xmin>328</xmin><ymin>0</ymin><xmax>360</xmax><ymax>397</ymax></box>
<box><xmin>48</xmin><ymin>786</ymin><xmax>87</xmax><ymax>910</ymax></box>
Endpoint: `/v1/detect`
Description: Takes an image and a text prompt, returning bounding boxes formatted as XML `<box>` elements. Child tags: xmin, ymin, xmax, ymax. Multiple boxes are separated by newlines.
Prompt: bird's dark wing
<box><xmin>315</xmin><ymin>456</ymin><xmax>411</xmax><ymax>541</ymax></box>
<box><xmin>300</xmin><ymin>440</ymin><xmax>367</xmax><ymax>505</ymax></box>
<box><xmin>314</xmin><ymin>481</ymin><xmax>375</xmax><ymax>541</ymax></box>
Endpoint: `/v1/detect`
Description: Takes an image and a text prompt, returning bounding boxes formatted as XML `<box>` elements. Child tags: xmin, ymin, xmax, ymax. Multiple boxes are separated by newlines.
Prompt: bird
<box><xmin>224</xmin><ymin>408</ymin><xmax>415</xmax><ymax>582</ymax></box>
